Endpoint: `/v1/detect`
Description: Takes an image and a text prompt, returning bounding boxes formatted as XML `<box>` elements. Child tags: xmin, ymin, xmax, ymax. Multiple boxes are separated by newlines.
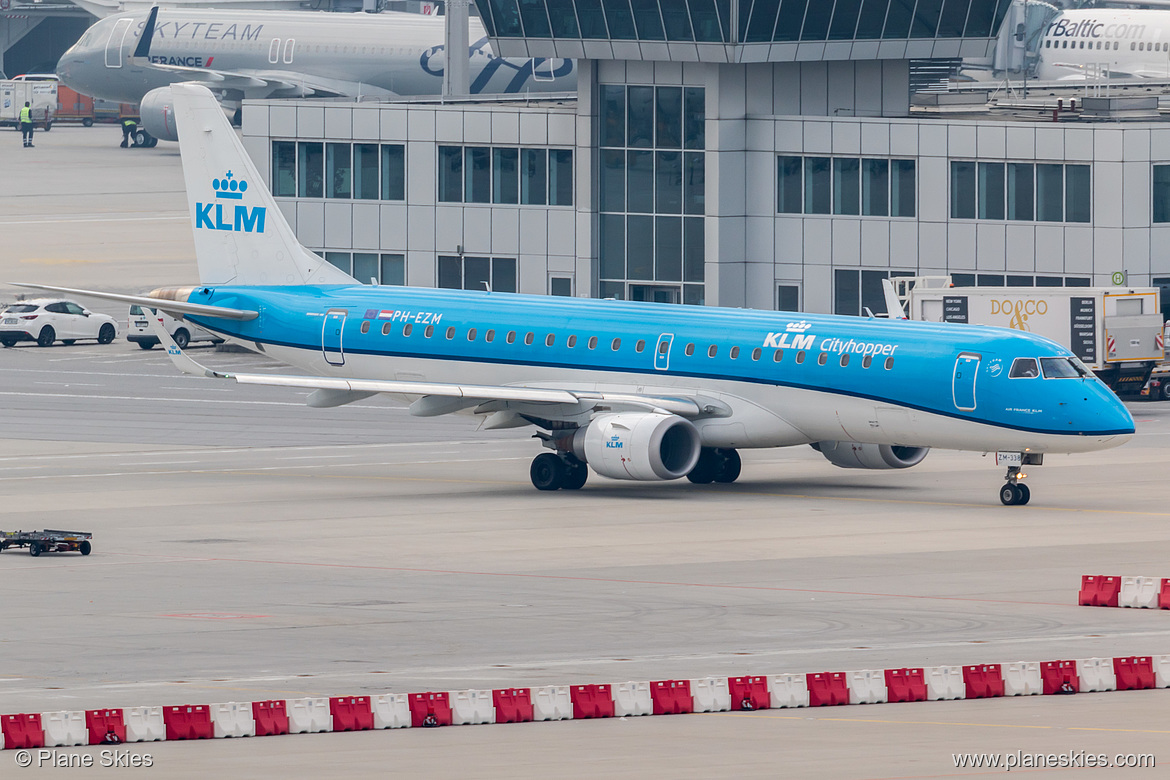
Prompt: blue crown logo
<box><xmin>212</xmin><ymin>171</ymin><xmax>248</xmax><ymax>200</ymax></box>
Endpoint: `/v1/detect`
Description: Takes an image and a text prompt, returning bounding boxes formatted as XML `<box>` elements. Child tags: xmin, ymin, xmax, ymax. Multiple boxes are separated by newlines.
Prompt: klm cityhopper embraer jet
<box><xmin>17</xmin><ymin>84</ymin><xmax>1135</xmax><ymax>505</ymax></box>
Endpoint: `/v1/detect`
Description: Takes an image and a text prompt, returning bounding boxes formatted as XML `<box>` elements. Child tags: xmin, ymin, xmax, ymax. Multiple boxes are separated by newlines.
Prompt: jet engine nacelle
<box><xmin>140</xmin><ymin>87</ymin><xmax>179</xmax><ymax>142</ymax></box>
<box><xmin>570</xmin><ymin>412</ymin><xmax>701</xmax><ymax>481</ymax></box>
<box><xmin>812</xmin><ymin>441</ymin><xmax>929</xmax><ymax>470</ymax></box>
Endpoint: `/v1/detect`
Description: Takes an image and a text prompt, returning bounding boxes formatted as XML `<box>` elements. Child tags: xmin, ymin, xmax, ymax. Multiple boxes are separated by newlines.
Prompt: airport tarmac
<box><xmin>2</xmin><ymin>128</ymin><xmax>1170</xmax><ymax>777</ymax></box>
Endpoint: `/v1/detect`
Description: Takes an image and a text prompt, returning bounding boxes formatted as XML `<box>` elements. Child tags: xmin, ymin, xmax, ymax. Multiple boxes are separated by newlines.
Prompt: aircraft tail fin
<box><xmin>170</xmin><ymin>82</ymin><xmax>356</xmax><ymax>287</ymax></box>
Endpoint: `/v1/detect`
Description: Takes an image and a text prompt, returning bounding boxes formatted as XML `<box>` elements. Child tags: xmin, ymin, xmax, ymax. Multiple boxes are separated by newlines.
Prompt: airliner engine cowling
<box><xmin>812</xmin><ymin>441</ymin><xmax>929</xmax><ymax>470</ymax></box>
<box><xmin>570</xmin><ymin>413</ymin><xmax>701</xmax><ymax>481</ymax></box>
<box><xmin>140</xmin><ymin>87</ymin><xmax>179</xmax><ymax>142</ymax></box>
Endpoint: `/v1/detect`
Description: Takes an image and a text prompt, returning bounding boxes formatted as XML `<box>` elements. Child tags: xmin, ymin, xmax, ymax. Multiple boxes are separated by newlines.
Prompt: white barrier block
<box><xmin>286</xmin><ymin>698</ymin><xmax>332</xmax><ymax>734</ymax></box>
<box><xmin>1119</xmin><ymin>577</ymin><xmax>1160</xmax><ymax>609</ymax></box>
<box><xmin>925</xmin><ymin>666</ymin><xmax>965</xmax><ymax>701</ymax></box>
<box><xmin>451</xmin><ymin>689</ymin><xmax>495</xmax><ymax>725</ymax></box>
<box><xmin>372</xmin><ymin>694</ymin><xmax>411</xmax><ymax>729</ymax></box>
<box><xmin>210</xmin><ymin>702</ymin><xmax>256</xmax><ymax>738</ymax></box>
<box><xmin>531</xmin><ymin>685</ymin><xmax>572</xmax><ymax>721</ymax></box>
<box><xmin>845</xmin><ymin>670</ymin><xmax>887</xmax><ymax>705</ymax></box>
<box><xmin>1003</xmin><ymin>662</ymin><xmax>1042</xmax><ymax>696</ymax></box>
<box><xmin>691</xmin><ymin>677</ymin><xmax>730</xmax><ymax>712</ymax></box>
<box><xmin>767</xmin><ymin>674</ymin><xmax>809</xmax><ymax>708</ymax></box>
<box><xmin>1154</xmin><ymin>655</ymin><xmax>1170</xmax><ymax>688</ymax></box>
<box><xmin>124</xmin><ymin>707</ymin><xmax>165</xmax><ymax>743</ymax></box>
<box><xmin>42</xmin><ymin>711</ymin><xmax>87</xmax><ymax>747</ymax></box>
<box><xmin>613</xmin><ymin>681</ymin><xmax>653</xmax><ymax>717</ymax></box>
<box><xmin>1077</xmin><ymin>657</ymin><xmax>1117</xmax><ymax>692</ymax></box>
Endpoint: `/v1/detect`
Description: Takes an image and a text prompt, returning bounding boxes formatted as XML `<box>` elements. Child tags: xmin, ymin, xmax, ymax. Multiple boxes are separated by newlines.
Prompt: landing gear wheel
<box><xmin>686</xmin><ymin>448</ymin><xmax>720</xmax><ymax>484</ymax></box>
<box><xmin>530</xmin><ymin>453</ymin><xmax>566</xmax><ymax>491</ymax></box>
<box><xmin>999</xmin><ymin>483</ymin><xmax>1030</xmax><ymax>506</ymax></box>
<box><xmin>29</xmin><ymin>542</ymin><xmax>41</xmax><ymax>557</ymax></box>
<box><xmin>37</xmin><ymin>326</ymin><xmax>55</xmax><ymax>347</ymax></box>
<box><xmin>79</xmin><ymin>540</ymin><xmax>91</xmax><ymax>556</ymax></box>
<box><xmin>712</xmin><ymin>448</ymin><xmax>742</xmax><ymax>483</ymax></box>
<box><xmin>1015</xmin><ymin>483</ymin><xmax>1030</xmax><ymax>505</ymax></box>
<box><xmin>98</xmin><ymin>323</ymin><xmax>116</xmax><ymax>345</ymax></box>
<box><xmin>561</xmin><ymin>459</ymin><xmax>588</xmax><ymax>490</ymax></box>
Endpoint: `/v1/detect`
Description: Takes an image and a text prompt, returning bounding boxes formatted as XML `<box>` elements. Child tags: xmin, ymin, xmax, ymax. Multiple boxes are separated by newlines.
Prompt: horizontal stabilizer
<box><xmin>9</xmin><ymin>283</ymin><xmax>258</xmax><ymax>321</ymax></box>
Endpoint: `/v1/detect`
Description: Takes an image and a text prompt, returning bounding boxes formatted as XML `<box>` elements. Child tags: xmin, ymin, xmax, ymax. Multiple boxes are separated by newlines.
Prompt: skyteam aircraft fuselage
<box><xmin>1037</xmin><ymin>9</ymin><xmax>1170</xmax><ymax>80</ymax></box>
<box><xmin>57</xmin><ymin>8</ymin><xmax>574</xmax><ymax>105</ymax></box>
<box><xmin>17</xmin><ymin>84</ymin><xmax>1134</xmax><ymax>505</ymax></box>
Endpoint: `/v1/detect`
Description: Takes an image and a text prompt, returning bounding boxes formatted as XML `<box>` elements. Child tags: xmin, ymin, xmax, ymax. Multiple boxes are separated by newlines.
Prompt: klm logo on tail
<box><xmin>195</xmin><ymin>171</ymin><xmax>266</xmax><ymax>234</ymax></box>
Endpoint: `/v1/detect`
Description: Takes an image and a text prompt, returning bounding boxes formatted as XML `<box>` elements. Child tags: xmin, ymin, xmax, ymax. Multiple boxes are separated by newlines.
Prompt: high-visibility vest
<box><xmin>19</xmin><ymin>106</ymin><xmax>31</xmax><ymax>123</ymax></box>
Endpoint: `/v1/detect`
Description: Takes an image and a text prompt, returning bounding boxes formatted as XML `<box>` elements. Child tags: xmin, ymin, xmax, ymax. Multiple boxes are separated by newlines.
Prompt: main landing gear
<box><xmin>686</xmin><ymin>447</ymin><xmax>741</xmax><ymax>484</ymax></box>
<box><xmin>998</xmin><ymin>453</ymin><xmax>1042</xmax><ymax>506</ymax></box>
<box><xmin>530</xmin><ymin>452</ymin><xmax>589</xmax><ymax>491</ymax></box>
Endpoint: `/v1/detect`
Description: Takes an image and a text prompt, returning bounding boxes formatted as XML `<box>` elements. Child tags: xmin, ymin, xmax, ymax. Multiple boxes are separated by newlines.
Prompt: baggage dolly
<box><xmin>0</xmin><ymin>530</ymin><xmax>92</xmax><ymax>557</ymax></box>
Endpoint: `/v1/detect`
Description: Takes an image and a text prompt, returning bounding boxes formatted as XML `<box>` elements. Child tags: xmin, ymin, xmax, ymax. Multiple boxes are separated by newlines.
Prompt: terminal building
<box><xmin>240</xmin><ymin>0</ymin><xmax>1170</xmax><ymax>316</ymax></box>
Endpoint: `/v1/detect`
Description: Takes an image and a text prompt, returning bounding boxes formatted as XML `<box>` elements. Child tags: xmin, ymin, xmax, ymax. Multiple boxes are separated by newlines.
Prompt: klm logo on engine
<box><xmin>195</xmin><ymin>171</ymin><xmax>266</xmax><ymax>233</ymax></box>
<box><xmin>763</xmin><ymin>320</ymin><xmax>815</xmax><ymax>350</ymax></box>
<box><xmin>605</xmin><ymin>435</ymin><xmax>623</xmax><ymax>449</ymax></box>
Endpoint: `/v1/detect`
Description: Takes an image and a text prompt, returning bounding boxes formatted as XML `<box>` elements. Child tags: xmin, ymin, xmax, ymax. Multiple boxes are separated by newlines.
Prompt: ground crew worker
<box><xmin>19</xmin><ymin>101</ymin><xmax>34</xmax><ymax>148</ymax></box>
<box><xmin>120</xmin><ymin>116</ymin><xmax>138</xmax><ymax>148</ymax></box>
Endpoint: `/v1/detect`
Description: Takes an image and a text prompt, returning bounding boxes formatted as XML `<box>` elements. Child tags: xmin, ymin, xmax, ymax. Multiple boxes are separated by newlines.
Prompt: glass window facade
<box><xmin>315</xmin><ymin>251</ymin><xmax>405</xmax><ymax>285</ymax></box>
<box><xmin>778</xmin><ymin>155</ymin><xmax>916</xmax><ymax>217</ymax></box>
<box><xmin>275</xmin><ymin>141</ymin><xmax>405</xmax><ymax>202</ymax></box>
<box><xmin>438</xmin><ymin>145</ymin><xmax>571</xmax><ymax>206</ymax></box>
<box><xmin>479</xmin><ymin>1</ymin><xmax>1008</xmax><ymax>43</ymax></box>
<box><xmin>437</xmin><ymin>256</ymin><xmax>518</xmax><ymax>293</ymax></box>
<box><xmin>1152</xmin><ymin>165</ymin><xmax>1170</xmax><ymax>223</ymax></box>
<box><xmin>835</xmin><ymin>268</ymin><xmax>914</xmax><ymax>316</ymax></box>
<box><xmin>599</xmin><ymin>84</ymin><xmax>706</xmax><ymax>305</ymax></box>
<box><xmin>951</xmin><ymin>161</ymin><xmax>1090</xmax><ymax>223</ymax></box>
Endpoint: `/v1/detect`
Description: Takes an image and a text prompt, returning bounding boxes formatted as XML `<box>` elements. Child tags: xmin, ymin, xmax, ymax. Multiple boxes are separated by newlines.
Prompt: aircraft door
<box><xmin>952</xmin><ymin>352</ymin><xmax>980</xmax><ymax>412</ymax></box>
<box><xmin>323</xmin><ymin>309</ymin><xmax>346</xmax><ymax>366</ymax></box>
<box><xmin>105</xmin><ymin>18</ymin><xmax>133</xmax><ymax>68</ymax></box>
<box><xmin>282</xmin><ymin>39</ymin><xmax>295</xmax><ymax>64</ymax></box>
<box><xmin>268</xmin><ymin>39</ymin><xmax>280</xmax><ymax>64</ymax></box>
<box><xmin>655</xmin><ymin>333</ymin><xmax>674</xmax><ymax>371</ymax></box>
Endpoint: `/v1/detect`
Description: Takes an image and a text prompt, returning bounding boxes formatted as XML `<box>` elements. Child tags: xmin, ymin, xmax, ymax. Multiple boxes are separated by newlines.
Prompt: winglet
<box><xmin>146</xmin><ymin>309</ymin><xmax>231</xmax><ymax>379</ymax></box>
<box><xmin>133</xmin><ymin>6</ymin><xmax>159</xmax><ymax>60</ymax></box>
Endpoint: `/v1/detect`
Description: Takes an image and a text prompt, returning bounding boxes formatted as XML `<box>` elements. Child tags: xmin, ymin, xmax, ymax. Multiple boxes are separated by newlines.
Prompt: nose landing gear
<box><xmin>997</xmin><ymin>452</ymin><xmax>1042</xmax><ymax>506</ymax></box>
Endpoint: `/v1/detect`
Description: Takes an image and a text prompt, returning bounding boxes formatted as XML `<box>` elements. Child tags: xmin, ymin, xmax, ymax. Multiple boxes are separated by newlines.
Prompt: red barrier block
<box><xmin>1113</xmin><ymin>656</ymin><xmax>1156</xmax><ymax>691</ymax></box>
<box><xmin>86</xmin><ymin>709</ymin><xmax>125</xmax><ymax>745</ymax></box>
<box><xmin>408</xmin><ymin>693</ymin><xmax>452</xmax><ymax>728</ymax></box>
<box><xmin>728</xmin><ymin>676</ymin><xmax>770</xmax><ymax>711</ymax></box>
<box><xmin>163</xmin><ymin>705</ymin><xmax>213</xmax><ymax>741</ymax></box>
<box><xmin>329</xmin><ymin>697</ymin><xmax>373</xmax><ymax>732</ymax></box>
<box><xmin>963</xmin><ymin>665</ymin><xmax>1005</xmax><ymax>699</ymax></box>
<box><xmin>884</xmin><ymin>668</ymin><xmax>928</xmax><ymax>703</ymax></box>
<box><xmin>650</xmin><ymin>680</ymin><xmax>693</xmax><ymax>715</ymax></box>
<box><xmin>1160</xmin><ymin>579</ymin><xmax>1170</xmax><ymax>610</ymax></box>
<box><xmin>1078</xmin><ymin>575</ymin><xmax>1120</xmax><ymax>607</ymax></box>
<box><xmin>806</xmin><ymin>673</ymin><xmax>849</xmax><ymax>707</ymax></box>
<box><xmin>2</xmin><ymin>714</ymin><xmax>44</xmax><ymax>749</ymax></box>
<box><xmin>251</xmin><ymin>701</ymin><xmax>289</xmax><ymax>737</ymax></box>
<box><xmin>492</xmin><ymin>689</ymin><xmax>533</xmax><ymax>724</ymax></box>
<box><xmin>570</xmin><ymin>684</ymin><xmax>614</xmax><ymax>719</ymax></box>
<box><xmin>1041</xmin><ymin>661</ymin><xmax>1080</xmax><ymax>695</ymax></box>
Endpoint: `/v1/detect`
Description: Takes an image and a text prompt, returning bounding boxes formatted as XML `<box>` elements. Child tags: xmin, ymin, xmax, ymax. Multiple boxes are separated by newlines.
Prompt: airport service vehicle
<box><xmin>0</xmin><ymin>79</ymin><xmax>56</xmax><ymax>131</ymax></box>
<box><xmin>56</xmin><ymin>6</ymin><xmax>575</xmax><ymax>144</ymax></box>
<box><xmin>127</xmin><ymin>304</ymin><xmax>220</xmax><ymax>349</ymax></box>
<box><xmin>0</xmin><ymin>299</ymin><xmax>118</xmax><ymax>348</ymax></box>
<box><xmin>887</xmin><ymin>277</ymin><xmax>1164</xmax><ymax>396</ymax></box>
<box><xmin>0</xmin><ymin>530</ymin><xmax>93</xmax><ymax>557</ymax></box>
<box><xmin>18</xmin><ymin>84</ymin><xmax>1136</xmax><ymax>506</ymax></box>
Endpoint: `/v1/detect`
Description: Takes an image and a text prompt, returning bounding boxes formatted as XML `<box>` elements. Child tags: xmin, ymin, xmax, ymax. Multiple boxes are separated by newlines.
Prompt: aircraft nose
<box><xmin>1090</xmin><ymin>382</ymin><xmax>1135</xmax><ymax>436</ymax></box>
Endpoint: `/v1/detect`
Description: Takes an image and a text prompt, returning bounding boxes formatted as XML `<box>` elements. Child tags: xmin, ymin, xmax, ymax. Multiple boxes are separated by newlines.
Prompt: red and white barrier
<box><xmin>1080</xmin><ymin>575</ymin><xmax>1169</xmax><ymax>609</ymax></box>
<box><xmin>1120</xmin><ymin>577</ymin><xmax>1161</xmax><ymax>609</ymax></box>
<box><xmin>4</xmin><ymin>652</ymin><xmax>1169</xmax><ymax>750</ymax></box>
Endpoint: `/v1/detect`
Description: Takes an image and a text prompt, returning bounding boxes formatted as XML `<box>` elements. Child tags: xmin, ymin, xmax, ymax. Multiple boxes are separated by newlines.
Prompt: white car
<box><xmin>0</xmin><ymin>298</ymin><xmax>118</xmax><ymax>348</ymax></box>
<box><xmin>127</xmin><ymin>305</ymin><xmax>221</xmax><ymax>350</ymax></box>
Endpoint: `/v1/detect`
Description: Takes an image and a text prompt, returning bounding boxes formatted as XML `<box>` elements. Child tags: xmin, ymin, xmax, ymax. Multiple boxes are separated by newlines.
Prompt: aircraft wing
<box><xmin>145</xmin><ymin>312</ymin><xmax>725</xmax><ymax>418</ymax></box>
<box><xmin>9</xmin><ymin>283</ymin><xmax>258</xmax><ymax>321</ymax></box>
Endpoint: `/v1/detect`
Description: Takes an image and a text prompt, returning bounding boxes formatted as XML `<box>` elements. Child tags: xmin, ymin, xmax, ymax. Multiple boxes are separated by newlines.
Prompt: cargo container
<box><xmin>0</xmin><ymin>79</ymin><xmax>56</xmax><ymax>130</ymax></box>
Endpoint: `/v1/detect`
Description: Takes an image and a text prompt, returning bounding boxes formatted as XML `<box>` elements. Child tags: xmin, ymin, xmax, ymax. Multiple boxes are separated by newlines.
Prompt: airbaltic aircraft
<box><xmin>56</xmin><ymin>6</ymin><xmax>573</xmax><ymax>141</ymax></box>
<box><xmin>1036</xmin><ymin>8</ymin><xmax>1170</xmax><ymax>80</ymax></box>
<box><xmin>18</xmin><ymin>84</ymin><xmax>1135</xmax><ymax>505</ymax></box>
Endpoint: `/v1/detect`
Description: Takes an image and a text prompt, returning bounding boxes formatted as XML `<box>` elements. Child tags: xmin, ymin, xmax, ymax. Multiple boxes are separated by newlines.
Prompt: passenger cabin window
<box><xmin>840</xmin><ymin>354</ymin><xmax>849</xmax><ymax>367</ymax></box>
<box><xmin>486</xmin><ymin>329</ymin><xmax>495</xmax><ymax>342</ymax></box>
<box><xmin>611</xmin><ymin>338</ymin><xmax>621</xmax><ymax>350</ymax></box>
<box><xmin>424</xmin><ymin>325</ymin><xmax>434</xmax><ymax>338</ymax></box>
<box><xmin>1010</xmin><ymin>357</ymin><xmax>1040</xmax><ymax>378</ymax></box>
<box><xmin>884</xmin><ymin>357</ymin><xmax>894</xmax><ymax>369</ymax></box>
<box><xmin>524</xmin><ymin>332</ymin><xmax>535</xmax><ymax>345</ymax></box>
<box><xmin>382</xmin><ymin>323</ymin><xmax>392</xmax><ymax>335</ymax></box>
<box><xmin>635</xmin><ymin>339</ymin><xmax>645</xmax><ymax>353</ymax></box>
<box><xmin>751</xmin><ymin>348</ymin><xmax>761</xmax><ymax>360</ymax></box>
<box><xmin>862</xmin><ymin>355</ymin><xmax>872</xmax><ymax>368</ymax></box>
<box><xmin>684</xmin><ymin>343</ymin><xmax>695</xmax><ymax>356</ymax></box>
<box><xmin>507</xmin><ymin>330</ymin><xmax>516</xmax><ymax>344</ymax></box>
<box><xmin>730</xmin><ymin>346</ymin><xmax>739</xmax><ymax>359</ymax></box>
<box><xmin>796</xmin><ymin>351</ymin><xmax>806</xmax><ymax>364</ymax></box>
<box><xmin>446</xmin><ymin>326</ymin><xmax>456</xmax><ymax>339</ymax></box>
<box><xmin>546</xmin><ymin>334</ymin><xmax>555</xmax><ymax>347</ymax></box>
<box><xmin>707</xmin><ymin>345</ymin><xmax>717</xmax><ymax>358</ymax></box>
<box><xmin>817</xmin><ymin>352</ymin><xmax>828</xmax><ymax>365</ymax></box>
<box><xmin>403</xmin><ymin>323</ymin><xmax>413</xmax><ymax>336</ymax></box>
<box><xmin>568</xmin><ymin>335</ymin><xmax>577</xmax><ymax>347</ymax></box>
<box><xmin>468</xmin><ymin>328</ymin><xmax>477</xmax><ymax>341</ymax></box>
<box><xmin>360</xmin><ymin>321</ymin><xmax>370</xmax><ymax>334</ymax></box>
<box><xmin>773</xmin><ymin>349</ymin><xmax>783</xmax><ymax>362</ymax></box>
<box><xmin>588</xmin><ymin>336</ymin><xmax>597</xmax><ymax>349</ymax></box>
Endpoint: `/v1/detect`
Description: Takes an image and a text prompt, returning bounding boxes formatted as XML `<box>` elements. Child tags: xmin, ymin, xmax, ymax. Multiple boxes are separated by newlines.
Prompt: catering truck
<box><xmin>886</xmin><ymin>276</ymin><xmax>1164</xmax><ymax>395</ymax></box>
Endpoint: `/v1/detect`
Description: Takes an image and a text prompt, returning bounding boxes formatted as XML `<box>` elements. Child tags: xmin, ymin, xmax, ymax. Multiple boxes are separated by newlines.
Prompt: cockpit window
<box><xmin>1040</xmin><ymin>357</ymin><xmax>1090</xmax><ymax>379</ymax></box>
<box><xmin>1009</xmin><ymin>358</ymin><xmax>1039</xmax><ymax>378</ymax></box>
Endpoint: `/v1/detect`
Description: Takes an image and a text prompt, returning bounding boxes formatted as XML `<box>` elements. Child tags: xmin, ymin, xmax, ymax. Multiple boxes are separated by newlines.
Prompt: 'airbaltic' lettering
<box><xmin>195</xmin><ymin>202</ymin><xmax>266</xmax><ymax>233</ymax></box>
